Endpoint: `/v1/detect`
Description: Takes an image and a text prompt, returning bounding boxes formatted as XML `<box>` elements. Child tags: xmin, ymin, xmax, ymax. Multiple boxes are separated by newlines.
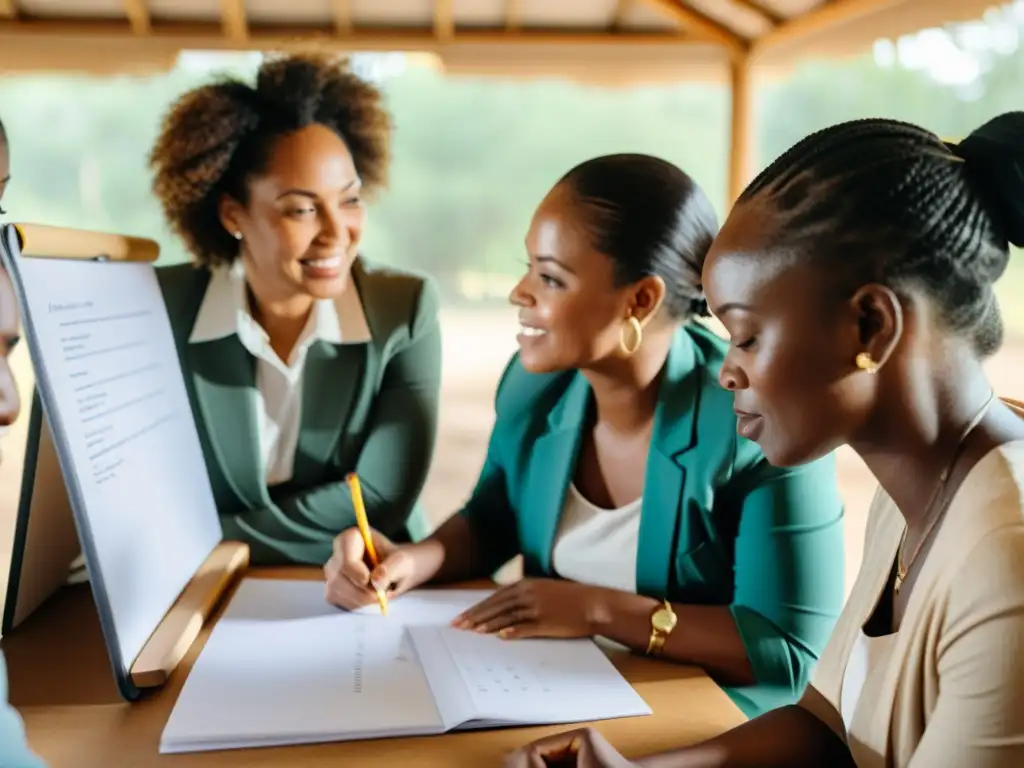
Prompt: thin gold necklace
<box><xmin>894</xmin><ymin>390</ymin><xmax>995</xmax><ymax>594</ymax></box>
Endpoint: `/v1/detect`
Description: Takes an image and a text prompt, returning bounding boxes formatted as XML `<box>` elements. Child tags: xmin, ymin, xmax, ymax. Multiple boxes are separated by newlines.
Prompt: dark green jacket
<box><xmin>157</xmin><ymin>257</ymin><xmax>442</xmax><ymax>565</ymax></box>
<box><xmin>461</xmin><ymin>322</ymin><xmax>846</xmax><ymax>718</ymax></box>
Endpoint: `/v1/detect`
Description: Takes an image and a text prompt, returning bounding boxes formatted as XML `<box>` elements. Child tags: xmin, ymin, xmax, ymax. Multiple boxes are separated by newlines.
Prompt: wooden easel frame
<box><xmin>1</xmin><ymin>222</ymin><xmax>249</xmax><ymax>699</ymax></box>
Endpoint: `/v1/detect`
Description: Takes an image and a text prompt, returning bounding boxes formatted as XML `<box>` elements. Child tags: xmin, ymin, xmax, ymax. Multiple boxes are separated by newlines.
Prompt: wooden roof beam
<box><xmin>332</xmin><ymin>0</ymin><xmax>352</xmax><ymax>36</ymax></box>
<box><xmin>729</xmin><ymin>0</ymin><xmax>782</xmax><ymax>26</ymax></box>
<box><xmin>505</xmin><ymin>0</ymin><xmax>521</xmax><ymax>31</ymax></box>
<box><xmin>752</xmin><ymin>0</ymin><xmax>904</xmax><ymax>54</ymax></box>
<box><xmin>0</xmin><ymin>20</ymin><xmax>731</xmax><ymax>54</ymax></box>
<box><xmin>123</xmin><ymin>0</ymin><xmax>151</xmax><ymax>35</ymax></box>
<box><xmin>611</xmin><ymin>0</ymin><xmax>633</xmax><ymax>31</ymax></box>
<box><xmin>0</xmin><ymin>0</ymin><xmax>17</xmax><ymax>20</ymax></box>
<box><xmin>638</xmin><ymin>0</ymin><xmax>746</xmax><ymax>53</ymax></box>
<box><xmin>434</xmin><ymin>0</ymin><xmax>454</xmax><ymax>41</ymax></box>
<box><xmin>220</xmin><ymin>0</ymin><xmax>248</xmax><ymax>42</ymax></box>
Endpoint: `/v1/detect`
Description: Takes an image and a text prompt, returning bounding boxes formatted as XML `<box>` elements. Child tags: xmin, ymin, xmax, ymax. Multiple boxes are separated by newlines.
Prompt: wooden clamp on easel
<box><xmin>129</xmin><ymin>541</ymin><xmax>249</xmax><ymax>687</ymax></box>
<box><xmin>11</xmin><ymin>221</ymin><xmax>161</xmax><ymax>263</ymax></box>
<box><xmin>3</xmin><ymin>222</ymin><xmax>250</xmax><ymax>697</ymax></box>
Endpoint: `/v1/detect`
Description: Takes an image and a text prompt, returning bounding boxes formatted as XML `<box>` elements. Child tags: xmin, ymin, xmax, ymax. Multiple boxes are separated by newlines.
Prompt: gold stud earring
<box><xmin>619</xmin><ymin>316</ymin><xmax>643</xmax><ymax>356</ymax></box>
<box><xmin>855</xmin><ymin>352</ymin><xmax>879</xmax><ymax>374</ymax></box>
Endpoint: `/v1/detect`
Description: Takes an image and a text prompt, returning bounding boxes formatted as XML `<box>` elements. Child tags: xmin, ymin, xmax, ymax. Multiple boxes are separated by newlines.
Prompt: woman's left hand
<box><xmin>504</xmin><ymin>727</ymin><xmax>640</xmax><ymax>767</ymax></box>
<box><xmin>452</xmin><ymin>578</ymin><xmax>606</xmax><ymax>639</ymax></box>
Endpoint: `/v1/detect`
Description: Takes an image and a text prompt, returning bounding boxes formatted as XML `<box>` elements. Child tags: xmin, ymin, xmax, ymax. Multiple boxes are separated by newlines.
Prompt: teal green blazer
<box><xmin>461</xmin><ymin>322</ymin><xmax>845</xmax><ymax>718</ymax></box>
<box><xmin>157</xmin><ymin>257</ymin><xmax>442</xmax><ymax>566</ymax></box>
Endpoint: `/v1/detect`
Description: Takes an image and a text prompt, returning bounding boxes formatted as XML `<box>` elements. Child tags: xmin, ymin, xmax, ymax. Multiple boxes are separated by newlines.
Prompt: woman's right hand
<box><xmin>323</xmin><ymin>527</ymin><xmax>421</xmax><ymax>610</ymax></box>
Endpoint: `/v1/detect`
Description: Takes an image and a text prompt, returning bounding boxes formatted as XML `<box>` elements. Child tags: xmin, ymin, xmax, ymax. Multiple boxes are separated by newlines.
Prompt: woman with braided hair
<box><xmin>149</xmin><ymin>53</ymin><xmax>442</xmax><ymax>567</ymax></box>
<box><xmin>508</xmin><ymin>112</ymin><xmax>1024</xmax><ymax>768</ymax></box>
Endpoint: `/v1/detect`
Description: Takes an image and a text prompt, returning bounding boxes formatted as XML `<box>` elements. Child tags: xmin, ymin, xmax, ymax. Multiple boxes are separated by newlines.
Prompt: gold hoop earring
<box><xmin>855</xmin><ymin>352</ymin><xmax>879</xmax><ymax>374</ymax></box>
<box><xmin>619</xmin><ymin>316</ymin><xmax>643</xmax><ymax>356</ymax></box>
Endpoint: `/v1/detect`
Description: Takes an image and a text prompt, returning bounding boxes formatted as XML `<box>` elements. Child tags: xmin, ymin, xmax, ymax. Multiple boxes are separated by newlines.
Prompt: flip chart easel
<box><xmin>0</xmin><ymin>222</ymin><xmax>248</xmax><ymax>700</ymax></box>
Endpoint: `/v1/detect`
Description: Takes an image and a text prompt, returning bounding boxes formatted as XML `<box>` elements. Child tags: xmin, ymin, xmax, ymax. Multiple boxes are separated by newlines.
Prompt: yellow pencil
<box><xmin>346</xmin><ymin>473</ymin><xmax>388</xmax><ymax>616</ymax></box>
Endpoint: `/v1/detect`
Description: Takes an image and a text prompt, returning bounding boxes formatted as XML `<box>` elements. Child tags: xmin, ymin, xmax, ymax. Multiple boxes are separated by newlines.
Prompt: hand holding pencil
<box><xmin>345</xmin><ymin>473</ymin><xmax>389</xmax><ymax>615</ymax></box>
<box><xmin>323</xmin><ymin>474</ymin><xmax>420</xmax><ymax>612</ymax></box>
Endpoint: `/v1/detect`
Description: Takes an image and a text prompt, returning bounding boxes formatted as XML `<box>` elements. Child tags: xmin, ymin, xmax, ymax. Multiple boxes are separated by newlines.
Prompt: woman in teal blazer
<box><xmin>324</xmin><ymin>154</ymin><xmax>846</xmax><ymax>718</ymax></box>
<box><xmin>148</xmin><ymin>54</ymin><xmax>441</xmax><ymax>566</ymax></box>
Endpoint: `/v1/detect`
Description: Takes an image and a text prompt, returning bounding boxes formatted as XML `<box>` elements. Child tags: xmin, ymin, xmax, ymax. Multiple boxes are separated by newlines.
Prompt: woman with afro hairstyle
<box><xmin>509</xmin><ymin>112</ymin><xmax>1024</xmax><ymax>768</ymax></box>
<box><xmin>150</xmin><ymin>53</ymin><xmax>441</xmax><ymax>567</ymax></box>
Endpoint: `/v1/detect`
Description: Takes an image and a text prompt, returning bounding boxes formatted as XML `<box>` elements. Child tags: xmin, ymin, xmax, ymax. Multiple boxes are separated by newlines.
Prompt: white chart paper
<box><xmin>5</xmin><ymin>248</ymin><xmax>223</xmax><ymax>683</ymax></box>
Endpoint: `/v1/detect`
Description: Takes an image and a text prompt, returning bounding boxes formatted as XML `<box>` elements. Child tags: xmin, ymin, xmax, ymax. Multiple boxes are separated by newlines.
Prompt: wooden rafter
<box><xmin>505</xmin><ymin>0</ymin><xmax>521</xmax><ymax>31</ymax></box>
<box><xmin>0</xmin><ymin>21</ymin><xmax>722</xmax><ymax>48</ymax></box>
<box><xmin>123</xmin><ymin>0</ymin><xmax>151</xmax><ymax>35</ymax></box>
<box><xmin>0</xmin><ymin>0</ymin><xmax>17</xmax><ymax>19</ymax></box>
<box><xmin>637</xmin><ymin>0</ymin><xmax>745</xmax><ymax>52</ymax></box>
<box><xmin>220</xmin><ymin>0</ymin><xmax>248</xmax><ymax>42</ymax></box>
<box><xmin>752</xmin><ymin>0</ymin><xmax>904</xmax><ymax>53</ymax></box>
<box><xmin>434</xmin><ymin>0</ymin><xmax>454</xmax><ymax>41</ymax></box>
<box><xmin>332</xmin><ymin>0</ymin><xmax>352</xmax><ymax>36</ymax></box>
<box><xmin>729</xmin><ymin>0</ymin><xmax>782</xmax><ymax>26</ymax></box>
<box><xmin>611</xmin><ymin>0</ymin><xmax>633</xmax><ymax>30</ymax></box>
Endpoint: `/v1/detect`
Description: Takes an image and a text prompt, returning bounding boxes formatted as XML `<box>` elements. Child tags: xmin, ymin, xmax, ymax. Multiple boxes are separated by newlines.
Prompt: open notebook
<box><xmin>160</xmin><ymin>579</ymin><xmax>652</xmax><ymax>753</ymax></box>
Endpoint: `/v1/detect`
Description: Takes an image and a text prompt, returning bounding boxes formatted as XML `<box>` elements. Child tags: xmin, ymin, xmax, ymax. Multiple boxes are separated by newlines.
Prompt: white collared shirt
<box><xmin>188</xmin><ymin>260</ymin><xmax>371</xmax><ymax>487</ymax></box>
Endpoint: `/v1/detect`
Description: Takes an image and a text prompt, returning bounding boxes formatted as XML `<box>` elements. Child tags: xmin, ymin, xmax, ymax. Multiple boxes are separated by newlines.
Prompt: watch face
<box><xmin>652</xmin><ymin>610</ymin><xmax>676</xmax><ymax>632</ymax></box>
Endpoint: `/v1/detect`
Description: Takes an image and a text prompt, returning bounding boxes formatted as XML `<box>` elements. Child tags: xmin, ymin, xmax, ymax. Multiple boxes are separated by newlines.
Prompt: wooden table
<box><xmin>3</xmin><ymin>569</ymin><xmax>746</xmax><ymax>767</ymax></box>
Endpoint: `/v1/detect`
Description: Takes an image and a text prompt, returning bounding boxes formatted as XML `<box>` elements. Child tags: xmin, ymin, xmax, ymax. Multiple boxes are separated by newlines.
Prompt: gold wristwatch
<box><xmin>646</xmin><ymin>599</ymin><xmax>677</xmax><ymax>656</ymax></box>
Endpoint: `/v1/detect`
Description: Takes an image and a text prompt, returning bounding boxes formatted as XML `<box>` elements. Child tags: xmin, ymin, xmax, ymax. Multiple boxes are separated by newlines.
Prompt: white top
<box><xmin>551</xmin><ymin>483</ymin><xmax>643</xmax><ymax>594</ymax></box>
<box><xmin>188</xmin><ymin>260</ymin><xmax>371</xmax><ymax>487</ymax></box>
<box><xmin>840</xmin><ymin>630</ymin><xmax>897</xmax><ymax>733</ymax></box>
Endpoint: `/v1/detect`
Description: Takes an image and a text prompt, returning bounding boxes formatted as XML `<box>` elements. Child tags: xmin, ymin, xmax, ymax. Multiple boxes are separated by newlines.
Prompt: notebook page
<box><xmin>407</xmin><ymin>625</ymin><xmax>652</xmax><ymax>729</ymax></box>
<box><xmin>404</xmin><ymin>620</ymin><xmax>480</xmax><ymax>731</ymax></box>
<box><xmin>160</xmin><ymin>580</ymin><xmax>491</xmax><ymax>753</ymax></box>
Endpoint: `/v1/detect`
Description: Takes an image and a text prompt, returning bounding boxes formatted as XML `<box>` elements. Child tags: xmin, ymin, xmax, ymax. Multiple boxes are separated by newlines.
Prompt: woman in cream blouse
<box><xmin>506</xmin><ymin>112</ymin><xmax>1024</xmax><ymax>768</ymax></box>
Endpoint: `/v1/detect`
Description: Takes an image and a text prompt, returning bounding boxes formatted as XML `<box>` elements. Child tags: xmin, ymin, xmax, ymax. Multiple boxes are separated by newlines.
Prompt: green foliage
<box><xmin>0</xmin><ymin>54</ymin><xmax>728</xmax><ymax>291</ymax></box>
<box><xmin>367</xmin><ymin>67</ymin><xmax>728</xmax><ymax>286</ymax></box>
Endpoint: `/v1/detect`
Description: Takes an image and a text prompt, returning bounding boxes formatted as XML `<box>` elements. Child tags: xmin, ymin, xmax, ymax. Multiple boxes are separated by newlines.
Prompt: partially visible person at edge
<box><xmin>148</xmin><ymin>53</ymin><xmax>442</xmax><ymax>565</ymax></box>
<box><xmin>507</xmin><ymin>113</ymin><xmax>1024</xmax><ymax>768</ymax></box>
<box><xmin>324</xmin><ymin>153</ymin><xmax>847</xmax><ymax>719</ymax></box>
<box><xmin>0</xmin><ymin>113</ymin><xmax>47</xmax><ymax>767</ymax></box>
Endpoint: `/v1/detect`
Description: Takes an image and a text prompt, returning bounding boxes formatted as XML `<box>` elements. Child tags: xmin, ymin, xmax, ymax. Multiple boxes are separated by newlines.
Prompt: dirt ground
<box><xmin>2</xmin><ymin>307</ymin><xmax>1023</xmax><ymax>608</ymax></box>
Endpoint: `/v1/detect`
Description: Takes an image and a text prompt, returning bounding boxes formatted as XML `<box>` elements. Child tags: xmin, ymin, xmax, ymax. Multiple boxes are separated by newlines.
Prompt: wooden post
<box><xmin>728</xmin><ymin>50</ymin><xmax>753</xmax><ymax>204</ymax></box>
